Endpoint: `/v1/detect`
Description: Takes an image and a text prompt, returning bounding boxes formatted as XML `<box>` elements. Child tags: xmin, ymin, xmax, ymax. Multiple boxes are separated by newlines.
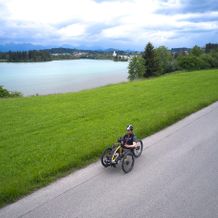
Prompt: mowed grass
<box><xmin>1</xmin><ymin>69</ymin><xmax>218</xmax><ymax>207</ymax></box>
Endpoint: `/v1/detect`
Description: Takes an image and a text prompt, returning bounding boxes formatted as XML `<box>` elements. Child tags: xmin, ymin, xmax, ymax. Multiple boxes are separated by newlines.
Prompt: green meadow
<box><xmin>1</xmin><ymin>69</ymin><xmax>218</xmax><ymax>207</ymax></box>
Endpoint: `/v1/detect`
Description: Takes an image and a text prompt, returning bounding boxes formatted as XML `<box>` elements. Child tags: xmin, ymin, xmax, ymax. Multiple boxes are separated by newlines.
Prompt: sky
<box><xmin>0</xmin><ymin>0</ymin><xmax>218</xmax><ymax>50</ymax></box>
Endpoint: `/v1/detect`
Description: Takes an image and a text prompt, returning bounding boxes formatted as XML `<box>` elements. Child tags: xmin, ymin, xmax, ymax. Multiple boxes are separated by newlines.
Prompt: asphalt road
<box><xmin>1</xmin><ymin>102</ymin><xmax>218</xmax><ymax>218</ymax></box>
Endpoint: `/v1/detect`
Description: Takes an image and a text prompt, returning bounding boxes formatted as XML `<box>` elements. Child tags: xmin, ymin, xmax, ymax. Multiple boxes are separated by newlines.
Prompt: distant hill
<box><xmin>0</xmin><ymin>43</ymin><xmax>48</xmax><ymax>52</ymax></box>
<box><xmin>0</xmin><ymin>43</ymin><xmax>136</xmax><ymax>53</ymax></box>
<box><xmin>0</xmin><ymin>46</ymin><xmax>139</xmax><ymax>62</ymax></box>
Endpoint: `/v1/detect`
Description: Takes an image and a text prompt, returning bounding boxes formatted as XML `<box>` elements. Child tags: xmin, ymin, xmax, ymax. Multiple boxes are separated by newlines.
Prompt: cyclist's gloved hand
<box><xmin>117</xmin><ymin>137</ymin><xmax>124</xmax><ymax>144</ymax></box>
<box><xmin>117</xmin><ymin>137</ymin><xmax>122</xmax><ymax>143</ymax></box>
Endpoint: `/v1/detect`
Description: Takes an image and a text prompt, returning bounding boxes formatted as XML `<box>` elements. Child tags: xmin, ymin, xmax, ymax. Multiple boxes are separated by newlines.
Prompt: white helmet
<box><xmin>126</xmin><ymin>124</ymin><xmax>133</xmax><ymax>131</ymax></box>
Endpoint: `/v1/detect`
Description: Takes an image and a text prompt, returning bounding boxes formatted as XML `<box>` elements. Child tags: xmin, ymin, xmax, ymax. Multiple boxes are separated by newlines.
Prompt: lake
<box><xmin>0</xmin><ymin>59</ymin><xmax>129</xmax><ymax>96</ymax></box>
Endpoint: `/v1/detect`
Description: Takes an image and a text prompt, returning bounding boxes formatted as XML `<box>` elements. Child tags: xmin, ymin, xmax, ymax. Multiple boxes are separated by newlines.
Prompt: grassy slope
<box><xmin>1</xmin><ymin>69</ymin><xmax>218</xmax><ymax>207</ymax></box>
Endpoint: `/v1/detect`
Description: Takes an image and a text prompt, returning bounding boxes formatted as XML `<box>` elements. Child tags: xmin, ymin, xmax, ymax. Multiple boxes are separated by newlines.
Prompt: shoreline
<box><xmin>0</xmin><ymin>58</ymin><xmax>128</xmax><ymax>63</ymax></box>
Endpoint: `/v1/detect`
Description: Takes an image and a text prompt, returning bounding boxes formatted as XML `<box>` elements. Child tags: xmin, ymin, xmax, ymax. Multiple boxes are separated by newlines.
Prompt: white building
<box><xmin>112</xmin><ymin>51</ymin><xmax>117</xmax><ymax>57</ymax></box>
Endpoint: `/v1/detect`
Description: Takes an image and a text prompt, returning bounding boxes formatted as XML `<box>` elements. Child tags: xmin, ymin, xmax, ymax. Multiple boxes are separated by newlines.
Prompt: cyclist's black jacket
<box><xmin>122</xmin><ymin>133</ymin><xmax>136</xmax><ymax>145</ymax></box>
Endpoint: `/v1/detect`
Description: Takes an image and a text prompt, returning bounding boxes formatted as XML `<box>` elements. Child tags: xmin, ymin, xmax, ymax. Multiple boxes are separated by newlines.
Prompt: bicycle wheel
<box><xmin>101</xmin><ymin>147</ymin><xmax>112</xmax><ymax>167</ymax></box>
<box><xmin>133</xmin><ymin>140</ymin><xmax>143</xmax><ymax>158</ymax></box>
<box><xmin>121</xmin><ymin>151</ymin><xmax>134</xmax><ymax>173</ymax></box>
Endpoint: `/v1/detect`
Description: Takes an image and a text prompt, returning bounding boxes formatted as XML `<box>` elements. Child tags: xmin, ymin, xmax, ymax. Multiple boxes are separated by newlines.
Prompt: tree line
<box><xmin>128</xmin><ymin>43</ymin><xmax>218</xmax><ymax>80</ymax></box>
<box><xmin>0</xmin><ymin>50</ymin><xmax>51</xmax><ymax>62</ymax></box>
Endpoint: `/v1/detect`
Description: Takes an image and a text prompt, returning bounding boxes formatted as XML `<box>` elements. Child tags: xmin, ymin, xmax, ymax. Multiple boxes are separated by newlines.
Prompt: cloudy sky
<box><xmin>0</xmin><ymin>0</ymin><xmax>217</xmax><ymax>50</ymax></box>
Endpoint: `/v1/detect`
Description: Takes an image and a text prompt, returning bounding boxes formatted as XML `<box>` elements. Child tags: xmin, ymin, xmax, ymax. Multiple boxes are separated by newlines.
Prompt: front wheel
<box><xmin>122</xmin><ymin>151</ymin><xmax>134</xmax><ymax>173</ymax></box>
<box><xmin>133</xmin><ymin>140</ymin><xmax>143</xmax><ymax>158</ymax></box>
<box><xmin>101</xmin><ymin>148</ymin><xmax>112</xmax><ymax>167</ymax></box>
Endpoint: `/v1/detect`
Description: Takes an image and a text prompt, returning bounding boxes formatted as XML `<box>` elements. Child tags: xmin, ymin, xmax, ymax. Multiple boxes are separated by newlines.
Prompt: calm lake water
<box><xmin>0</xmin><ymin>59</ymin><xmax>128</xmax><ymax>96</ymax></box>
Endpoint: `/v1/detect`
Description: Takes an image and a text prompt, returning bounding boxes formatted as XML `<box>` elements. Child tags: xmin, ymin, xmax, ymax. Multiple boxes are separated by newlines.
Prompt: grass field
<box><xmin>1</xmin><ymin>69</ymin><xmax>218</xmax><ymax>207</ymax></box>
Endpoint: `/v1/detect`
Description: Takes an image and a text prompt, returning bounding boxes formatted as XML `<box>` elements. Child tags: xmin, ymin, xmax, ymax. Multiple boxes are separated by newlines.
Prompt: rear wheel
<box><xmin>133</xmin><ymin>140</ymin><xmax>143</xmax><ymax>158</ymax></box>
<box><xmin>101</xmin><ymin>148</ymin><xmax>112</xmax><ymax>167</ymax></box>
<box><xmin>122</xmin><ymin>151</ymin><xmax>134</xmax><ymax>173</ymax></box>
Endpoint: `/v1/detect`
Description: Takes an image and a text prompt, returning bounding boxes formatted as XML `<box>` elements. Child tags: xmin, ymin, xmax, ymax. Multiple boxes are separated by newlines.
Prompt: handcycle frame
<box><xmin>101</xmin><ymin>139</ymin><xmax>143</xmax><ymax>173</ymax></box>
<box><xmin>111</xmin><ymin>142</ymin><xmax>124</xmax><ymax>164</ymax></box>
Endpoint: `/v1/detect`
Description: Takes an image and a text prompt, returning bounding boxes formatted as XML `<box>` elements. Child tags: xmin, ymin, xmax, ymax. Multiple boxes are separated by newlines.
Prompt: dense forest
<box><xmin>128</xmin><ymin>43</ymin><xmax>218</xmax><ymax>80</ymax></box>
<box><xmin>0</xmin><ymin>50</ymin><xmax>51</xmax><ymax>62</ymax></box>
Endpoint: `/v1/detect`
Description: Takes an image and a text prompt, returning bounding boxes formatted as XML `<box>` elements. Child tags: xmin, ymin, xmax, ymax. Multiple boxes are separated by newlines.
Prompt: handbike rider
<box><xmin>113</xmin><ymin>124</ymin><xmax>138</xmax><ymax>163</ymax></box>
<box><xmin>122</xmin><ymin>124</ymin><xmax>138</xmax><ymax>149</ymax></box>
<box><xmin>101</xmin><ymin>124</ymin><xmax>143</xmax><ymax>172</ymax></box>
